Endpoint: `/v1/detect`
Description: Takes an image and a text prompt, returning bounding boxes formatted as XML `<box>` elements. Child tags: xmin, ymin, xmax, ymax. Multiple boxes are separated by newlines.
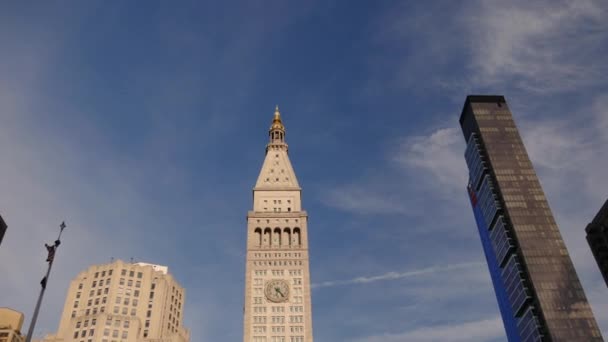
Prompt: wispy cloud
<box><xmin>313</xmin><ymin>261</ymin><xmax>484</xmax><ymax>289</ymax></box>
<box><xmin>320</xmin><ymin>185</ymin><xmax>413</xmax><ymax>216</ymax></box>
<box><xmin>466</xmin><ymin>0</ymin><xmax>608</xmax><ymax>93</ymax></box>
<box><xmin>373</xmin><ymin>0</ymin><xmax>608</xmax><ymax>95</ymax></box>
<box><xmin>353</xmin><ymin>317</ymin><xmax>504</xmax><ymax>342</ymax></box>
<box><xmin>393</xmin><ymin>127</ymin><xmax>467</xmax><ymax>196</ymax></box>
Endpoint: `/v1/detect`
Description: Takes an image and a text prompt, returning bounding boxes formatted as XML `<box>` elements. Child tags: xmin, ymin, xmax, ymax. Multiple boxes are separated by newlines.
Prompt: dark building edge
<box><xmin>0</xmin><ymin>215</ymin><xmax>6</xmax><ymax>246</ymax></box>
<box><xmin>586</xmin><ymin>199</ymin><xmax>608</xmax><ymax>287</ymax></box>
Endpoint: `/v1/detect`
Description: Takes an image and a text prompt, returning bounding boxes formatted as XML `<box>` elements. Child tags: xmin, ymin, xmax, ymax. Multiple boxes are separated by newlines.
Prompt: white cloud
<box><xmin>321</xmin><ymin>185</ymin><xmax>412</xmax><ymax>215</ymax></box>
<box><xmin>312</xmin><ymin>261</ymin><xmax>484</xmax><ymax>289</ymax></box>
<box><xmin>466</xmin><ymin>0</ymin><xmax>608</xmax><ymax>93</ymax></box>
<box><xmin>393</xmin><ymin>127</ymin><xmax>467</xmax><ymax>195</ymax></box>
<box><xmin>353</xmin><ymin>317</ymin><xmax>504</xmax><ymax>342</ymax></box>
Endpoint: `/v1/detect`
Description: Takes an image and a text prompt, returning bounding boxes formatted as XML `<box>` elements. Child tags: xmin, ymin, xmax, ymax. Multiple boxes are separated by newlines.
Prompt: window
<box><xmin>137</xmin><ymin>272</ymin><xmax>143</xmax><ymax>279</ymax></box>
<box><xmin>129</xmin><ymin>271</ymin><xmax>134</xmax><ymax>277</ymax></box>
<box><xmin>121</xmin><ymin>269</ymin><xmax>126</xmax><ymax>276</ymax></box>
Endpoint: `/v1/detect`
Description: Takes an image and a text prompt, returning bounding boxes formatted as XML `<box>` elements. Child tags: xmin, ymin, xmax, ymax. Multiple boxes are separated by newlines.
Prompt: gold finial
<box><xmin>274</xmin><ymin>105</ymin><xmax>281</xmax><ymax>119</ymax></box>
<box><xmin>270</xmin><ymin>105</ymin><xmax>284</xmax><ymax>131</ymax></box>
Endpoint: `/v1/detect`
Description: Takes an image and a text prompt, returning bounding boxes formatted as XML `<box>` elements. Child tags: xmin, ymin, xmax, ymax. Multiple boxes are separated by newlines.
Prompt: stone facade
<box><xmin>0</xmin><ymin>307</ymin><xmax>25</xmax><ymax>342</ymax></box>
<box><xmin>37</xmin><ymin>260</ymin><xmax>189</xmax><ymax>342</ymax></box>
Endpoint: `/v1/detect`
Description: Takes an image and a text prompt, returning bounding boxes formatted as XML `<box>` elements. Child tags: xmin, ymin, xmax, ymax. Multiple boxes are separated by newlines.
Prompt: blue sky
<box><xmin>0</xmin><ymin>1</ymin><xmax>607</xmax><ymax>341</ymax></box>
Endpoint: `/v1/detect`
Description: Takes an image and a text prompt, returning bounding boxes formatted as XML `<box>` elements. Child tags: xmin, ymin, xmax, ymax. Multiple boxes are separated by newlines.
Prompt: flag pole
<box><xmin>26</xmin><ymin>221</ymin><xmax>66</xmax><ymax>342</ymax></box>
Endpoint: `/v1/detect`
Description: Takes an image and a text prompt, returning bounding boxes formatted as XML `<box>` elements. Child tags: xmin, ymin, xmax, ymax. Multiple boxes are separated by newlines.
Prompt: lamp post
<box><xmin>26</xmin><ymin>221</ymin><xmax>66</xmax><ymax>342</ymax></box>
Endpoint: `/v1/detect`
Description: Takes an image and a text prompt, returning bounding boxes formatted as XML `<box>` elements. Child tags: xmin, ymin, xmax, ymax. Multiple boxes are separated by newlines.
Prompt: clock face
<box><xmin>265</xmin><ymin>279</ymin><xmax>290</xmax><ymax>303</ymax></box>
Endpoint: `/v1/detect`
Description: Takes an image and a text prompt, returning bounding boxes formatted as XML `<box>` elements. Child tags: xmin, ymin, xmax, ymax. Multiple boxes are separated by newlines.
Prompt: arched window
<box><xmin>283</xmin><ymin>228</ymin><xmax>291</xmax><ymax>246</ymax></box>
<box><xmin>263</xmin><ymin>228</ymin><xmax>271</xmax><ymax>246</ymax></box>
<box><xmin>273</xmin><ymin>228</ymin><xmax>281</xmax><ymax>246</ymax></box>
<box><xmin>293</xmin><ymin>227</ymin><xmax>301</xmax><ymax>246</ymax></box>
<box><xmin>254</xmin><ymin>228</ymin><xmax>262</xmax><ymax>246</ymax></box>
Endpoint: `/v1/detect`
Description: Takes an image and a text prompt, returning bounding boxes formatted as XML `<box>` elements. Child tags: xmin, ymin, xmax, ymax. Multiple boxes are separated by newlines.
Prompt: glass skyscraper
<box><xmin>460</xmin><ymin>95</ymin><xmax>603</xmax><ymax>341</ymax></box>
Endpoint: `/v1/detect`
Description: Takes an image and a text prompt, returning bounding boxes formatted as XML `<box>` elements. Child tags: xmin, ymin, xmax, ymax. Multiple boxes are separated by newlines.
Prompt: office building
<box><xmin>460</xmin><ymin>95</ymin><xmax>602</xmax><ymax>341</ymax></box>
<box><xmin>39</xmin><ymin>259</ymin><xmax>189</xmax><ymax>342</ymax></box>
<box><xmin>0</xmin><ymin>307</ymin><xmax>25</xmax><ymax>342</ymax></box>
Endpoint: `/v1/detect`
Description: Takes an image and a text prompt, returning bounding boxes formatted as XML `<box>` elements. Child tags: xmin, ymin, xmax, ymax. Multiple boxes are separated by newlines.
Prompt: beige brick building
<box><xmin>243</xmin><ymin>107</ymin><xmax>314</xmax><ymax>342</ymax></box>
<box><xmin>37</xmin><ymin>260</ymin><xmax>189</xmax><ymax>342</ymax></box>
<box><xmin>0</xmin><ymin>307</ymin><xmax>25</xmax><ymax>342</ymax></box>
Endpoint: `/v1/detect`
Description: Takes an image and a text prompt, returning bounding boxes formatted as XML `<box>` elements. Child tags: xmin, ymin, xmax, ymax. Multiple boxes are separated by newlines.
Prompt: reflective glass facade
<box><xmin>461</xmin><ymin>95</ymin><xmax>603</xmax><ymax>341</ymax></box>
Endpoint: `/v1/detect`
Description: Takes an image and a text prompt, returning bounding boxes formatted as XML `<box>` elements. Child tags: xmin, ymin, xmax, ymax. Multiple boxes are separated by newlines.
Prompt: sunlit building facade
<box><xmin>243</xmin><ymin>107</ymin><xmax>314</xmax><ymax>342</ymax></box>
<box><xmin>38</xmin><ymin>260</ymin><xmax>189</xmax><ymax>342</ymax></box>
<box><xmin>460</xmin><ymin>95</ymin><xmax>602</xmax><ymax>341</ymax></box>
<box><xmin>0</xmin><ymin>307</ymin><xmax>25</xmax><ymax>342</ymax></box>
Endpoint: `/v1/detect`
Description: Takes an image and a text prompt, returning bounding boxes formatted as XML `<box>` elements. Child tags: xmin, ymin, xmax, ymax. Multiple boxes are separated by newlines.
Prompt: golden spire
<box><xmin>270</xmin><ymin>105</ymin><xmax>284</xmax><ymax>131</ymax></box>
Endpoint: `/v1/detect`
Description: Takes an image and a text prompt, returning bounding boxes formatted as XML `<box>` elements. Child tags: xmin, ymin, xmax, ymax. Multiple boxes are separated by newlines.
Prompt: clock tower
<box><xmin>243</xmin><ymin>106</ymin><xmax>314</xmax><ymax>342</ymax></box>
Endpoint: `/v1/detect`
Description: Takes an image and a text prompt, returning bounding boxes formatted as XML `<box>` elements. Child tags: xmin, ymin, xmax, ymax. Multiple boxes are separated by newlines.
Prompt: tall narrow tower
<box><xmin>460</xmin><ymin>95</ymin><xmax>602</xmax><ymax>341</ymax></box>
<box><xmin>243</xmin><ymin>107</ymin><xmax>314</xmax><ymax>342</ymax></box>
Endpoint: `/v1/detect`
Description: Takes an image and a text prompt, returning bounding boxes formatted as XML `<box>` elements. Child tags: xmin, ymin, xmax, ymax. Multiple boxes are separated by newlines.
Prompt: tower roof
<box><xmin>255</xmin><ymin>106</ymin><xmax>300</xmax><ymax>190</ymax></box>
